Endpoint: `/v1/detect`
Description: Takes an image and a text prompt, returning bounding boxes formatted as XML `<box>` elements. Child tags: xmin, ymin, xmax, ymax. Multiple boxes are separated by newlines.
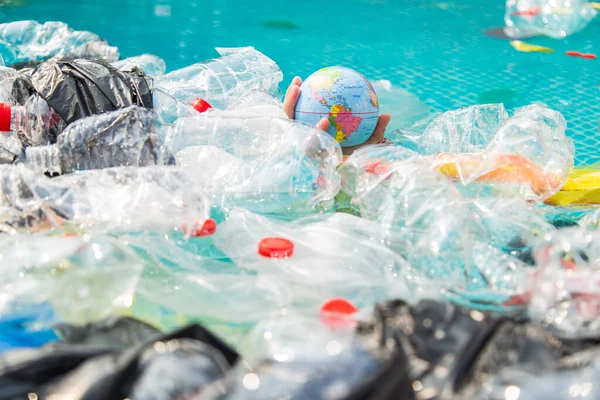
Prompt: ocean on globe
<box><xmin>294</xmin><ymin>66</ymin><xmax>379</xmax><ymax>147</ymax></box>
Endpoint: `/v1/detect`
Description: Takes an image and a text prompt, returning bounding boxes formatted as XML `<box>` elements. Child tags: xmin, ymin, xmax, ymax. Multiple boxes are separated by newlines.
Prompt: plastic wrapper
<box><xmin>212</xmin><ymin>208</ymin><xmax>415</xmax><ymax>311</ymax></box>
<box><xmin>154</xmin><ymin>47</ymin><xmax>283</xmax><ymax>109</ymax></box>
<box><xmin>530</xmin><ymin>227</ymin><xmax>600</xmax><ymax>339</ymax></box>
<box><xmin>0</xmin><ymin>233</ymin><xmax>143</xmax><ymax>328</ymax></box>
<box><xmin>0</xmin><ymin>20</ymin><xmax>119</xmax><ymax>67</ymax></box>
<box><xmin>505</xmin><ymin>0</ymin><xmax>597</xmax><ymax>39</ymax></box>
<box><xmin>112</xmin><ymin>54</ymin><xmax>166</xmax><ymax>76</ymax></box>
<box><xmin>392</xmin><ymin>104</ymin><xmax>573</xmax><ymax>201</ymax></box>
<box><xmin>24</xmin><ymin>106</ymin><xmax>161</xmax><ymax>175</ymax></box>
<box><xmin>164</xmin><ymin>113</ymin><xmax>342</xmax><ymax>217</ymax></box>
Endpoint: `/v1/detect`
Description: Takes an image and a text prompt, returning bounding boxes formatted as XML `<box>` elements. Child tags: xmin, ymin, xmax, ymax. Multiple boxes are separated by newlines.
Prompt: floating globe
<box><xmin>294</xmin><ymin>66</ymin><xmax>379</xmax><ymax>147</ymax></box>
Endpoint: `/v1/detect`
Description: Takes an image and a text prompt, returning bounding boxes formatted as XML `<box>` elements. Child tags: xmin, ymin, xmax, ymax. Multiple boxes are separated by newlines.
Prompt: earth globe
<box><xmin>294</xmin><ymin>66</ymin><xmax>379</xmax><ymax>147</ymax></box>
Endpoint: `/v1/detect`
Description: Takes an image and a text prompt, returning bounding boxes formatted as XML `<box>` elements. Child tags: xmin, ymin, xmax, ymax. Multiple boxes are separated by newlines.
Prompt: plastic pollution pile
<box><xmin>0</xmin><ymin>19</ymin><xmax>599</xmax><ymax>400</ymax></box>
<box><xmin>504</xmin><ymin>0</ymin><xmax>597</xmax><ymax>39</ymax></box>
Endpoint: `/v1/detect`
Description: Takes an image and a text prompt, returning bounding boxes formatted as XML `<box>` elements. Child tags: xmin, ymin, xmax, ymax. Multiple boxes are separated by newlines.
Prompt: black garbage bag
<box><xmin>0</xmin><ymin>319</ymin><xmax>239</xmax><ymax>400</ymax></box>
<box><xmin>355</xmin><ymin>299</ymin><xmax>600</xmax><ymax>400</ymax></box>
<box><xmin>30</xmin><ymin>59</ymin><xmax>153</xmax><ymax>126</ymax></box>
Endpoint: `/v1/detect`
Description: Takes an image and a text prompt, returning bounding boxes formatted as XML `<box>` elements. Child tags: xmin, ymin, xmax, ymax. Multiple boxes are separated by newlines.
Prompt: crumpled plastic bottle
<box><xmin>24</xmin><ymin>106</ymin><xmax>162</xmax><ymax>175</ymax></box>
<box><xmin>212</xmin><ymin>208</ymin><xmax>415</xmax><ymax>310</ymax></box>
<box><xmin>0</xmin><ymin>20</ymin><xmax>119</xmax><ymax>67</ymax></box>
<box><xmin>505</xmin><ymin>0</ymin><xmax>597</xmax><ymax>39</ymax></box>
<box><xmin>154</xmin><ymin>47</ymin><xmax>283</xmax><ymax>109</ymax></box>
<box><xmin>41</xmin><ymin>166</ymin><xmax>213</xmax><ymax>234</ymax></box>
<box><xmin>164</xmin><ymin>112</ymin><xmax>342</xmax><ymax>217</ymax></box>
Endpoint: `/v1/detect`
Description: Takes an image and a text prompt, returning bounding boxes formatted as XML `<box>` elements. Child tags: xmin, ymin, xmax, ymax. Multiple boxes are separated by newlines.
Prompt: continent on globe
<box><xmin>294</xmin><ymin>66</ymin><xmax>379</xmax><ymax>147</ymax></box>
<box><xmin>329</xmin><ymin>104</ymin><xmax>363</xmax><ymax>142</ymax></box>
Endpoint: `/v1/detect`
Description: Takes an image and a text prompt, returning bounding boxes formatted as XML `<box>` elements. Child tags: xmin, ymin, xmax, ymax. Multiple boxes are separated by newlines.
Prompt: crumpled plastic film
<box><xmin>164</xmin><ymin>113</ymin><xmax>342</xmax><ymax>217</ymax></box>
<box><xmin>0</xmin><ymin>20</ymin><xmax>119</xmax><ymax>67</ymax></box>
<box><xmin>505</xmin><ymin>0</ymin><xmax>597</xmax><ymax>39</ymax></box>
<box><xmin>530</xmin><ymin>227</ymin><xmax>600</xmax><ymax>339</ymax></box>
<box><xmin>0</xmin><ymin>233</ymin><xmax>142</xmax><ymax>328</ymax></box>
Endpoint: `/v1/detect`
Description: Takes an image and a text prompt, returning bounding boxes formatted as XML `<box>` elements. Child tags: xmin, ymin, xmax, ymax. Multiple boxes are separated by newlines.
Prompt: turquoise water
<box><xmin>1</xmin><ymin>0</ymin><xmax>599</xmax><ymax>164</ymax></box>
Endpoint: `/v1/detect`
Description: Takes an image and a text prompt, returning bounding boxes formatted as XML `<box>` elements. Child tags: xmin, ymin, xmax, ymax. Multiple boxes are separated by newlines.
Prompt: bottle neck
<box><xmin>24</xmin><ymin>144</ymin><xmax>61</xmax><ymax>175</ymax></box>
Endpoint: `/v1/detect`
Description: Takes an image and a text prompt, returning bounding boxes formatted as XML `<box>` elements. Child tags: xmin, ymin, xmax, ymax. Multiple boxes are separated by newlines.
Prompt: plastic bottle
<box><xmin>163</xmin><ymin>112</ymin><xmax>342</xmax><ymax>218</ymax></box>
<box><xmin>24</xmin><ymin>106</ymin><xmax>161</xmax><ymax>175</ymax></box>
<box><xmin>0</xmin><ymin>20</ymin><xmax>119</xmax><ymax>66</ymax></box>
<box><xmin>0</xmin><ymin>95</ymin><xmax>65</xmax><ymax>146</ymax></box>
<box><xmin>154</xmin><ymin>47</ymin><xmax>283</xmax><ymax>109</ymax></box>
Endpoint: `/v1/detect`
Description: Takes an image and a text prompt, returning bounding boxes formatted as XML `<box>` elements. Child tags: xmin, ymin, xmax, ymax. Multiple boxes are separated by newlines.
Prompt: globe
<box><xmin>294</xmin><ymin>66</ymin><xmax>379</xmax><ymax>147</ymax></box>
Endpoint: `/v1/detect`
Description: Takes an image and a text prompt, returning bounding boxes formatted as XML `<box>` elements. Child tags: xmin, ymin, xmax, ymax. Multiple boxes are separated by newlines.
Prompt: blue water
<box><xmin>1</xmin><ymin>0</ymin><xmax>599</xmax><ymax>164</ymax></box>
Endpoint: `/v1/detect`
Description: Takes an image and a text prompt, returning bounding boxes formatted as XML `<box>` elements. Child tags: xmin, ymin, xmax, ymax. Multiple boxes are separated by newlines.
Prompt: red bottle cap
<box><xmin>258</xmin><ymin>237</ymin><xmax>294</xmax><ymax>258</ymax></box>
<box><xmin>182</xmin><ymin>218</ymin><xmax>217</xmax><ymax>237</ymax></box>
<box><xmin>0</xmin><ymin>103</ymin><xmax>12</xmax><ymax>132</ymax></box>
<box><xmin>320</xmin><ymin>298</ymin><xmax>358</xmax><ymax>316</ymax></box>
<box><xmin>320</xmin><ymin>298</ymin><xmax>358</xmax><ymax>329</ymax></box>
<box><xmin>192</xmin><ymin>98</ymin><xmax>213</xmax><ymax>113</ymax></box>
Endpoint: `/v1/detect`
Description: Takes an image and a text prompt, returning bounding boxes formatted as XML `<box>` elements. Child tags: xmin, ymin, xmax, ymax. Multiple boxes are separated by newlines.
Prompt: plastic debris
<box><xmin>154</xmin><ymin>47</ymin><xmax>283</xmax><ymax>110</ymax></box>
<box><xmin>212</xmin><ymin>208</ymin><xmax>412</xmax><ymax>311</ymax></box>
<box><xmin>509</xmin><ymin>40</ymin><xmax>554</xmax><ymax>53</ymax></box>
<box><xmin>566</xmin><ymin>50</ymin><xmax>597</xmax><ymax>59</ymax></box>
<box><xmin>530</xmin><ymin>227</ymin><xmax>600</xmax><ymax>339</ymax></box>
<box><xmin>24</xmin><ymin>106</ymin><xmax>161</xmax><ymax>175</ymax></box>
<box><xmin>391</xmin><ymin>104</ymin><xmax>573</xmax><ymax>201</ymax></box>
<box><xmin>163</xmin><ymin>112</ymin><xmax>342</xmax><ymax>217</ymax></box>
<box><xmin>111</xmin><ymin>54</ymin><xmax>167</xmax><ymax>76</ymax></box>
<box><xmin>505</xmin><ymin>0</ymin><xmax>597</xmax><ymax>39</ymax></box>
<box><xmin>0</xmin><ymin>20</ymin><xmax>119</xmax><ymax>67</ymax></box>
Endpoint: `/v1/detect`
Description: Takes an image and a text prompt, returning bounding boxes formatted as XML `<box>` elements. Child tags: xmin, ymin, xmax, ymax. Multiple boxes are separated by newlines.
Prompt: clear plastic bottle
<box><xmin>0</xmin><ymin>95</ymin><xmax>65</xmax><ymax>146</ymax></box>
<box><xmin>23</xmin><ymin>106</ymin><xmax>160</xmax><ymax>175</ymax></box>
<box><xmin>0</xmin><ymin>20</ymin><xmax>119</xmax><ymax>66</ymax></box>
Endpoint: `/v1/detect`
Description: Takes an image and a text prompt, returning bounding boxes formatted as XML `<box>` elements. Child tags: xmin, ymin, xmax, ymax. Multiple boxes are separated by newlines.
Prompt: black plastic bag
<box><xmin>0</xmin><ymin>320</ymin><xmax>238</xmax><ymax>400</ymax></box>
<box><xmin>29</xmin><ymin>59</ymin><xmax>153</xmax><ymax>126</ymax></box>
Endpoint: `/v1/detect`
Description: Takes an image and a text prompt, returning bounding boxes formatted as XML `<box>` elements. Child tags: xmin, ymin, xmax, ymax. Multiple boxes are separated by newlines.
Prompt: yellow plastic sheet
<box><xmin>510</xmin><ymin>40</ymin><xmax>555</xmax><ymax>53</ymax></box>
<box><xmin>546</xmin><ymin>162</ymin><xmax>600</xmax><ymax>206</ymax></box>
